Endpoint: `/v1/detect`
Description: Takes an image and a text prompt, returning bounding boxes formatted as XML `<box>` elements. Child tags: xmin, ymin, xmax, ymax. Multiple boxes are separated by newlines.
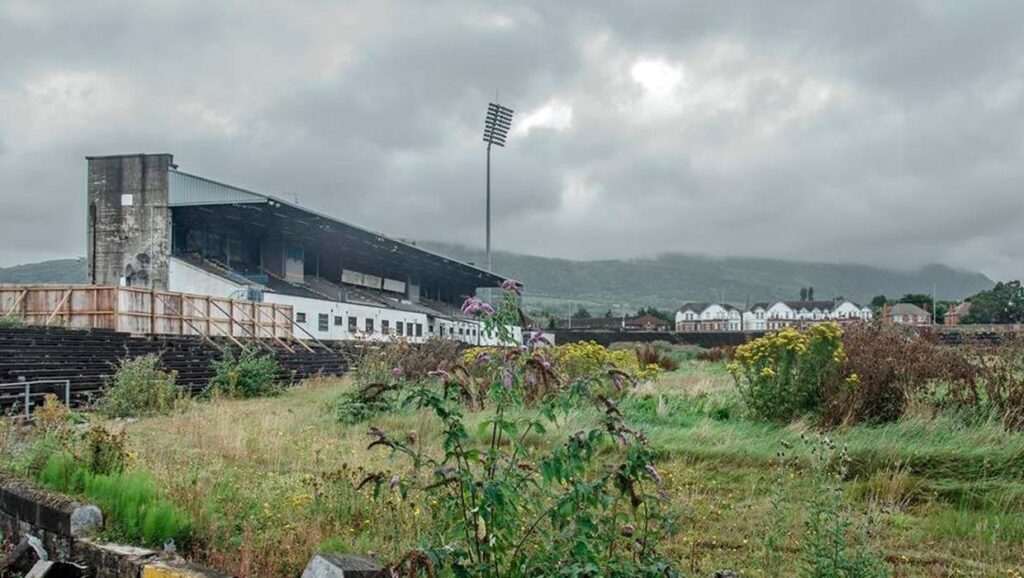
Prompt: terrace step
<box><xmin>0</xmin><ymin>326</ymin><xmax>350</xmax><ymax>410</ymax></box>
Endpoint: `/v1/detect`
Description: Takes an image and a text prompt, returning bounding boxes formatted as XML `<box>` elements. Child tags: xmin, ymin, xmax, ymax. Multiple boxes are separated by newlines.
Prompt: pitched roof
<box><xmin>677</xmin><ymin>302</ymin><xmax>741</xmax><ymax>314</ymax></box>
<box><xmin>781</xmin><ymin>300</ymin><xmax>842</xmax><ymax>311</ymax></box>
<box><xmin>888</xmin><ymin>302</ymin><xmax>931</xmax><ymax>317</ymax></box>
<box><xmin>949</xmin><ymin>302</ymin><xmax>972</xmax><ymax>316</ymax></box>
<box><xmin>677</xmin><ymin>302</ymin><xmax>712</xmax><ymax>314</ymax></box>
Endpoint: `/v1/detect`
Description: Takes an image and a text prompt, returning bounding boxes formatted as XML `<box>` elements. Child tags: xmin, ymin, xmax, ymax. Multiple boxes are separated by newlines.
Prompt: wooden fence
<box><xmin>0</xmin><ymin>284</ymin><xmax>294</xmax><ymax>340</ymax></box>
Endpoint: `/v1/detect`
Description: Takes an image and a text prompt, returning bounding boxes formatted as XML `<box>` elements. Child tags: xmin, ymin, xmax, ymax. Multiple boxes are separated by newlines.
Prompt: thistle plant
<box><xmin>360</xmin><ymin>282</ymin><xmax>677</xmax><ymax>577</ymax></box>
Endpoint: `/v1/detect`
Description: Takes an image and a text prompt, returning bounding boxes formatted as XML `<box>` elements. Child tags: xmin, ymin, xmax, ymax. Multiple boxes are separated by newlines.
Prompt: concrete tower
<box><xmin>86</xmin><ymin>153</ymin><xmax>174</xmax><ymax>289</ymax></box>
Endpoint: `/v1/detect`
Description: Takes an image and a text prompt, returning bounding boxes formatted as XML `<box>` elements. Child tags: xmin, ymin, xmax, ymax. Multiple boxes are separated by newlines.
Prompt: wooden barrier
<box><xmin>0</xmin><ymin>284</ymin><xmax>293</xmax><ymax>339</ymax></box>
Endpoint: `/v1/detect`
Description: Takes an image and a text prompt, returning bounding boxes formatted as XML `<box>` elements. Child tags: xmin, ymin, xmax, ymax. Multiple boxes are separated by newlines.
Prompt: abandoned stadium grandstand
<box><xmin>85</xmin><ymin>153</ymin><xmax>520</xmax><ymax>345</ymax></box>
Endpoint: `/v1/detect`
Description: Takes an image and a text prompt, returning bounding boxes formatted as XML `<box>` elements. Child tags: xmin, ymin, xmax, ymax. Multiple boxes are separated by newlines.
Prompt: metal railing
<box><xmin>0</xmin><ymin>379</ymin><xmax>71</xmax><ymax>420</ymax></box>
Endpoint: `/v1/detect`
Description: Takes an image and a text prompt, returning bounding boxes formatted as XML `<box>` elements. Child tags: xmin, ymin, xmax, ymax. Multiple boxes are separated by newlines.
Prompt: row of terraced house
<box><xmin>674</xmin><ymin>300</ymin><xmax>874</xmax><ymax>333</ymax></box>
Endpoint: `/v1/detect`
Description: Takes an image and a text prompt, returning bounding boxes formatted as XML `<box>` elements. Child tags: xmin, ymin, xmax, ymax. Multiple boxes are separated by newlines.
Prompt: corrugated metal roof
<box><xmin>168</xmin><ymin>169</ymin><xmax>267</xmax><ymax>206</ymax></box>
<box><xmin>167</xmin><ymin>166</ymin><xmax>514</xmax><ymax>286</ymax></box>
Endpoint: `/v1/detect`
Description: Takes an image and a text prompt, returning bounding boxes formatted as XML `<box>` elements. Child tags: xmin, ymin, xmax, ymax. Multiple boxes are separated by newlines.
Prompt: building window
<box><xmin>382</xmin><ymin>320</ymin><xmax>390</xmax><ymax>334</ymax></box>
<box><xmin>365</xmin><ymin>318</ymin><xmax>374</xmax><ymax>333</ymax></box>
<box><xmin>416</xmin><ymin>323</ymin><xmax>423</xmax><ymax>337</ymax></box>
<box><xmin>296</xmin><ymin>312</ymin><xmax>306</xmax><ymax>323</ymax></box>
<box><xmin>396</xmin><ymin>321</ymin><xmax>404</xmax><ymax>336</ymax></box>
<box><xmin>334</xmin><ymin>316</ymin><xmax>343</xmax><ymax>326</ymax></box>
<box><xmin>318</xmin><ymin>314</ymin><xmax>329</xmax><ymax>332</ymax></box>
<box><xmin>348</xmin><ymin>316</ymin><xmax>357</xmax><ymax>332</ymax></box>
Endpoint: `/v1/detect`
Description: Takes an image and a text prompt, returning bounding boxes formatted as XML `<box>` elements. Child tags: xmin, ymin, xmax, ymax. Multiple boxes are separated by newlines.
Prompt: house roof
<box><xmin>949</xmin><ymin>302</ymin><xmax>972</xmax><ymax>316</ymax></box>
<box><xmin>888</xmin><ymin>303</ymin><xmax>931</xmax><ymax>317</ymax></box>
<box><xmin>677</xmin><ymin>302</ymin><xmax>741</xmax><ymax>314</ymax></box>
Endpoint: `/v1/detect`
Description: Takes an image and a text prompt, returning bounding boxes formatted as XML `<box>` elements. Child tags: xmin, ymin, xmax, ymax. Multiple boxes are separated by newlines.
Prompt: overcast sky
<box><xmin>1</xmin><ymin>1</ymin><xmax>1023</xmax><ymax>279</ymax></box>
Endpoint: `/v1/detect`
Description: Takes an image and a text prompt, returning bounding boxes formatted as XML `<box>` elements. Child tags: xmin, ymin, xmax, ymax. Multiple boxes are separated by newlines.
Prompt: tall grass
<box><xmin>37</xmin><ymin>452</ymin><xmax>191</xmax><ymax>546</ymax></box>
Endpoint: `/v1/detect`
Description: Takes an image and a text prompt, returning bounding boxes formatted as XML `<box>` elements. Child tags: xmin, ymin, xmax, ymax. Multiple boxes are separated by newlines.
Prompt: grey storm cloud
<box><xmin>1</xmin><ymin>0</ymin><xmax>1023</xmax><ymax>280</ymax></box>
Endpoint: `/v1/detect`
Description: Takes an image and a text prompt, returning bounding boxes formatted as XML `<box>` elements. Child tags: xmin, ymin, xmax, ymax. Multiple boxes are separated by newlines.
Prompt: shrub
<box><xmin>209</xmin><ymin>348</ymin><xmax>280</xmax><ymax>398</ymax></box>
<box><xmin>697</xmin><ymin>345</ymin><xmax>734</xmax><ymax>362</ymax></box>
<box><xmin>819</xmin><ymin>324</ymin><xmax>967</xmax><ymax>427</ymax></box>
<box><xmin>35</xmin><ymin>393</ymin><xmax>70</xmax><ymax>432</ymax></box>
<box><xmin>98</xmin><ymin>354</ymin><xmax>182</xmax><ymax>418</ymax></box>
<box><xmin>637</xmin><ymin>343</ymin><xmax>680</xmax><ymax>372</ymax></box>
<box><xmin>728</xmin><ymin>324</ymin><xmax>846</xmax><ymax>422</ymax></box>
<box><xmin>824</xmin><ymin>324</ymin><xmax>1024</xmax><ymax>429</ymax></box>
<box><xmin>0</xmin><ymin>315</ymin><xmax>26</xmax><ymax>329</ymax></box>
<box><xmin>82</xmin><ymin>422</ymin><xmax>128</xmax><ymax>475</ymax></box>
<box><xmin>328</xmin><ymin>382</ymin><xmax>403</xmax><ymax>424</ymax></box>
<box><xmin>352</xmin><ymin>338</ymin><xmax>461</xmax><ymax>389</ymax></box>
<box><xmin>548</xmin><ymin>340</ymin><xmax>662</xmax><ymax>384</ymax></box>
<box><xmin>944</xmin><ymin>343</ymin><xmax>1024</xmax><ymax>430</ymax></box>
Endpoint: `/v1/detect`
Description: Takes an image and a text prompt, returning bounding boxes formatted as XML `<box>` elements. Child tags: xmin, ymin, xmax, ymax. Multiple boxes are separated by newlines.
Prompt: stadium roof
<box><xmin>167</xmin><ymin>168</ymin><xmax>511</xmax><ymax>291</ymax></box>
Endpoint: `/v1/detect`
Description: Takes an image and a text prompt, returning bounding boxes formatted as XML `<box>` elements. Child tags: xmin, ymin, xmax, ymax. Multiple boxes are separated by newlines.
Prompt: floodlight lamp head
<box><xmin>482</xmin><ymin>102</ymin><xmax>514</xmax><ymax>147</ymax></box>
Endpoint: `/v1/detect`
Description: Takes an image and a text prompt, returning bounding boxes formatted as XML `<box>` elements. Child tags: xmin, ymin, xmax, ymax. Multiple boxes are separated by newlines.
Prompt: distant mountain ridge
<box><xmin>0</xmin><ymin>250</ymin><xmax>994</xmax><ymax>313</ymax></box>
<box><xmin>0</xmin><ymin>258</ymin><xmax>86</xmax><ymax>284</ymax></box>
<box><xmin>417</xmin><ymin>242</ymin><xmax>994</xmax><ymax>312</ymax></box>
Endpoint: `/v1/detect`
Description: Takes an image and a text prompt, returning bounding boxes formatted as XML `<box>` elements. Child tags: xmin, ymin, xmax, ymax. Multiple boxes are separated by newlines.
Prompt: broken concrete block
<box><xmin>141</xmin><ymin>560</ymin><xmax>233</xmax><ymax>578</ymax></box>
<box><xmin>69</xmin><ymin>505</ymin><xmax>103</xmax><ymax>537</ymax></box>
<box><xmin>301</xmin><ymin>553</ymin><xmax>383</xmax><ymax>578</ymax></box>
<box><xmin>25</xmin><ymin>560</ymin><xmax>87</xmax><ymax>578</ymax></box>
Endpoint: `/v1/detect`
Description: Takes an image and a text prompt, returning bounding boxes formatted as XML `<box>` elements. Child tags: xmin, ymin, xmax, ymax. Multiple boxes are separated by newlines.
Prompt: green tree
<box><xmin>870</xmin><ymin>295</ymin><xmax>888</xmax><ymax>308</ymax></box>
<box><xmin>603</xmin><ymin>309</ymin><xmax>613</xmax><ymax>318</ymax></box>
<box><xmin>546</xmin><ymin>317</ymin><xmax>557</xmax><ymax>330</ymax></box>
<box><xmin>573</xmin><ymin>306</ymin><xmax>592</xmax><ymax>319</ymax></box>
<box><xmin>963</xmin><ymin>281</ymin><xmax>1024</xmax><ymax>324</ymax></box>
<box><xmin>800</xmin><ymin>287</ymin><xmax>808</xmax><ymax>300</ymax></box>
<box><xmin>807</xmin><ymin>286</ymin><xmax>815</xmax><ymax>300</ymax></box>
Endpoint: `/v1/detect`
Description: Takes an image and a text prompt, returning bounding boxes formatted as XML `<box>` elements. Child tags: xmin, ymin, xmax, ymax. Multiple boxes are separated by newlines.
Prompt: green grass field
<box><xmin>106</xmin><ymin>361</ymin><xmax>1024</xmax><ymax>577</ymax></box>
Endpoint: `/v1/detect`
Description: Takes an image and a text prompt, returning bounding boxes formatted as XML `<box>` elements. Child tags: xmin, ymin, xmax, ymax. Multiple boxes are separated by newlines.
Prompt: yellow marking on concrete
<box><xmin>142</xmin><ymin>564</ymin><xmax>206</xmax><ymax>578</ymax></box>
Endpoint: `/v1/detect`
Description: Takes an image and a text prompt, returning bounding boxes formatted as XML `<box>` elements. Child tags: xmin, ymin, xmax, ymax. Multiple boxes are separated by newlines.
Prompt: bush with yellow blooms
<box><xmin>727</xmin><ymin>323</ymin><xmax>846</xmax><ymax>422</ymax></box>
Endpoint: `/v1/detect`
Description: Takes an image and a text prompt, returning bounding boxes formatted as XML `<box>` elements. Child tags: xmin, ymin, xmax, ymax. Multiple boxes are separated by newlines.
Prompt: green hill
<box><xmin>418</xmin><ymin>242</ymin><xmax>994</xmax><ymax>313</ymax></box>
<box><xmin>1</xmin><ymin>250</ymin><xmax>993</xmax><ymax>314</ymax></box>
<box><xmin>0</xmin><ymin>258</ymin><xmax>86</xmax><ymax>284</ymax></box>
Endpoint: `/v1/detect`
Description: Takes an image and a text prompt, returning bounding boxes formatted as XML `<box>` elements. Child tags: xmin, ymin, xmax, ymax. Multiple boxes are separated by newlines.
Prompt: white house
<box><xmin>676</xmin><ymin>299</ymin><xmax>872</xmax><ymax>333</ymax></box>
<box><xmin>675</xmin><ymin>302</ymin><xmax>742</xmax><ymax>332</ymax></box>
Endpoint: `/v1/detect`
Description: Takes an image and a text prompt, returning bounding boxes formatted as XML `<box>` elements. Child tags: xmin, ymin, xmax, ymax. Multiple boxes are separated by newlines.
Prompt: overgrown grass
<box><xmin>76</xmin><ymin>363</ymin><xmax>1022</xmax><ymax>576</ymax></box>
<box><xmin>37</xmin><ymin>452</ymin><xmax>191</xmax><ymax>547</ymax></box>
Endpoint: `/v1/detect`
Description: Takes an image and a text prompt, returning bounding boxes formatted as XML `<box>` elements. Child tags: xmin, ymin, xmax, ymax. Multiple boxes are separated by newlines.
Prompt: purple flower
<box><xmin>390</xmin><ymin>474</ymin><xmax>400</xmax><ymax>491</ymax></box>
<box><xmin>500</xmin><ymin>279</ymin><xmax>522</xmax><ymax>294</ymax></box>
<box><xmin>475</xmin><ymin>351</ymin><xmax>492</xmax><ymax>365</ymax></box>
<box><xmin>435</xmin><ymin>466</ymin><xmax>455</xmax><ymax>477</ymax></box>
<box><xmin>461</xmin><ymin>297</ymin><xmax>482</xmax><ymax>315</ymax></box>
<box><xmin>391</xmin><ymin>367</ymin><xmax>404</xmax><ymax>379</ymax></box>
<box><xmin>502</xmin><ymin>367</ymin><xmax>514</xmax><ymax>389</ymax></box>
<box><xmin>645</xmin><ymin>464</ymin><xmax>663</xmax><ymax>484</ymax></box>
<box><xmin>528</xmin><ymin>329</ymin><xmax>551</xmax><ymax>346</ymax></box>
<box><xmin>480</xmin><ymin>302</ymin><xmax>495</xmax><ymax>316</ymax></box>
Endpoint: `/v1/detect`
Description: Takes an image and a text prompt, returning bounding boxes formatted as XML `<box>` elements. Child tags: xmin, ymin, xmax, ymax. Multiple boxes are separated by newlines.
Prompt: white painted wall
<box><xmin>169</xmin><ymin>258</ymin><xmax>245</xmax><ymax>298</ymax></box>
<box><xmin>169</xmin><ymin>257</ymin><xmax>521</xmax><ymax>344</ymax></box>
<box><xmin>263</xmin><ymin>293</ymin><xmax>429</xmax><ymax>342</ymax></box>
